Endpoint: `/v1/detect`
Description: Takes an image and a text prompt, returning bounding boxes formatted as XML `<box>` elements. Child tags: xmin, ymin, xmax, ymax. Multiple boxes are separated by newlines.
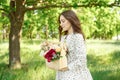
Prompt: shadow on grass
<box><xmin>91</xmin><ymin>70</ymin><xmax>120</xmax><ymax>80</ymax></box>
<box><xmin>109</xmin><ymin>50</ymin><xmax>120</xmax><ymax>62</ymax></box>
<box><xmin>0</xmin><ymin>40</ymin><xmax>8</xmax><ymax>44</ymax></box>
<box><xmin>87</xmin><ymin>40</ymin><xmax>120</xmax><ymax>45</ymax></box>
<box><xmin>0</xmin><ymin>59</ymin><xmax>46</xmax><ymax>80</ymax></box>
<box><xmin>0</xmin><ymin>63</ymin><xmax>10</xmax><ymax>80</ymax></box>
<box><xmin>22</xmin><ymin>39</ymin><xmax>43</xmax><ymax>45</ymax></box>
<box><xmin>22</xmin><ymin>59</ymin><xmax>45</xmax><ymax>71</ymax></box>
<box><xmin>87</xmin><ymin>50</ymin><xmax>120</xmax><ymax>80</ymax></box>
<box><xmin>0</xmin><ymin>52</ymin><xmax>8</xmax><ymax>60</ymax></box>
<box><xmin>102</xmin><ymin>41</ymin><xmax>120</xmax><ymax>45</ymax></box>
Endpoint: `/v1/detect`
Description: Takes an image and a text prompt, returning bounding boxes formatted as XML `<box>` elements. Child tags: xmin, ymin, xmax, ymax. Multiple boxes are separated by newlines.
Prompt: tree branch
<box><xmin>25</xmin><ymin>2</ymin><xmax>120</xmax><ymax>11</ymax></box>
<box><xmin>0</xmin><ymin>8</ymin><xmax>9</xmax><ymax>13</ymax></box>
<box><xmin>25</xmin><ymin>4</ymin><xmax>87</xmax><ymax>11</ymax></box>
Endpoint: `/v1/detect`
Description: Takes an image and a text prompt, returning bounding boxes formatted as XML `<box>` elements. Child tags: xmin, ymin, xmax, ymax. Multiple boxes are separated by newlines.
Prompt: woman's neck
<box><xmin>68</xmin><ymin>27</ymin><xmax>74</xmax><ymax>35</ymax></box>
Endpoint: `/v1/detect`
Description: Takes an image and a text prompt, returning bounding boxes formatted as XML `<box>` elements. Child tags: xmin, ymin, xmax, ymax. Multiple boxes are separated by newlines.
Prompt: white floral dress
<box><xmin>56</xmin><ymin>33</ymin><xmax>93</xmax><ymax>80</ymax></box>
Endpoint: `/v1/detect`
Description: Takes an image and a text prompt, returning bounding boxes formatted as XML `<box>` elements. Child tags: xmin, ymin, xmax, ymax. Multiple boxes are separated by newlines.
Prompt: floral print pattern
<box><xmin>56</xmin><ymin>33</ymin><xmax>93</xmax><ymax>80</ymax></box>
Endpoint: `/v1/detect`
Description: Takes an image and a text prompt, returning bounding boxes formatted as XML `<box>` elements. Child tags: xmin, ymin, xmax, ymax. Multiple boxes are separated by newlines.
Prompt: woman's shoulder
<box><xmin>74</xmin><ymin>33</ymin><xmax>83</xmax><ymax>36</ymax></box>
<box><xmin>73</xmin><ymin>33</ymin><xmax>83</xmax><ymax>38</ymax></box>
<box><xmin>72</xmin><ymin>33</ymin><xmax>84</xmax><ymax>41</ymax></box>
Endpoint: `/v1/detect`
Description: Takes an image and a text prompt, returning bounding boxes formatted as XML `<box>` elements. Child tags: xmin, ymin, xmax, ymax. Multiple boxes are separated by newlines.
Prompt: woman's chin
<box><xmin>62</xmin><ymin>29</ymin><xmax>67</xmax><ymax>32</ymax></box>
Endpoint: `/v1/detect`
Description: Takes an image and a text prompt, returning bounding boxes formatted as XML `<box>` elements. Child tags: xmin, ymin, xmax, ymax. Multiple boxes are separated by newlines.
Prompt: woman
<box><xmin>56</xmin><ymin>10</ymin><xmax>93</xmax><ymax>80</ymax></box>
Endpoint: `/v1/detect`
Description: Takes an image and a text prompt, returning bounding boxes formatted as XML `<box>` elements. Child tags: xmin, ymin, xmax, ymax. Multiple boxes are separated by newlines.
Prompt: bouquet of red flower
<box><xmin>44</xmin><ymin>48</ymin><xmax>61</xmax><ymax>62</ymax></box>
<box><xmin>41</xmin><ymin>41</ymin><xmax>68</xmax><ymax>70</ymax></box>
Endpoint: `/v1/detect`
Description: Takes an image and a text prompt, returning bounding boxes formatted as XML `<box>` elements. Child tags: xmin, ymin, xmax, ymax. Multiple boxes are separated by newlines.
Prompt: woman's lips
<box><xmin>61</xmin><ymin>26</ymin><xmax>65</xmax><ymax>28</ymax></box>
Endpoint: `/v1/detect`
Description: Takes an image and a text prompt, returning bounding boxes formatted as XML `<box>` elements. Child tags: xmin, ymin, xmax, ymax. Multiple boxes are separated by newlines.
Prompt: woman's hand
<box><xmin>60</xmin><ymin>42</ymin><xmax>68</xmax><ymax>52</ymax></box>
<box><xmin>59</xmin><ymin>67</ymin><xmax>69</xmax><ymax>71</ymax></box>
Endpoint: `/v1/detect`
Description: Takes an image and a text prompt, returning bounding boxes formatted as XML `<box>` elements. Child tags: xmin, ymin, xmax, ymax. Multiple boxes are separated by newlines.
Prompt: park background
<box><xmin>0</xmin><ymin>0</ymin><xmax>120</xmax><ymax>80</ymax></box>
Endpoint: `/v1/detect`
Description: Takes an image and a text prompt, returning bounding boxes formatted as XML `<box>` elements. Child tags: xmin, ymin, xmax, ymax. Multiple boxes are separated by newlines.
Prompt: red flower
<box><xmin>44</xmin><ymin>49</ymin><xmax>56</xmax><ymax>62</ymax></box>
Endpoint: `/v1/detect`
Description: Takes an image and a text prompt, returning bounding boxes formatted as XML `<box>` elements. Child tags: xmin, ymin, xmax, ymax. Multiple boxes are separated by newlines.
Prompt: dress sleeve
<box><xmin>68</xmin><ymin>34</ymin><xmax>87</xmax><ymax>70</ymax></box>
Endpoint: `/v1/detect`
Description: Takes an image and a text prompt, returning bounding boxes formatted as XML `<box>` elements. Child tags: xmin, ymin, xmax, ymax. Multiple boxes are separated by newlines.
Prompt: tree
<box><xmin>0</xmin><ymin>0</ymin><xmax>120</xmax><ymax>69</ymax></box>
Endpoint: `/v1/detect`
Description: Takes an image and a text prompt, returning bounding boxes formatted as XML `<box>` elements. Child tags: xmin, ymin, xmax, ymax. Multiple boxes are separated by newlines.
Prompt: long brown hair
<box><xmin>58</xmin><ymin>10</ymin><xmax>85</xmax><ymax>40</ymax></box>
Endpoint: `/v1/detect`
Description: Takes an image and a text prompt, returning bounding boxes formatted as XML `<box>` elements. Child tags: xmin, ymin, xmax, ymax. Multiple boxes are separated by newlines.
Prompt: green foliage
<box><xmin>76</xmin><ymin>7</ymin><xmax>120</xmax><ymax>39</ymax></box>
<box><xmin>0</xmin><ymin>0</ymin><xmax>120</xmax><ymax>40</ymax></box>
<box><xmin>23</xmin><ymin>8</ymin><xmax>64</xmax><ymax>39</ymax></box>
<box><xmin>23</xmin><ymin>7</ymin><xmax>120</xmax><ymax>40</ymax></box>
<box><xmin>0</xmin><ymin>0</ymin><xmax>10</xmax><ymax>13</ymax></box>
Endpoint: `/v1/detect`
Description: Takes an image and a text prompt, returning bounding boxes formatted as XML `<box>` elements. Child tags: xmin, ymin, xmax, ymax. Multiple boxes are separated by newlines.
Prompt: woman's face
<box><xmin>60</xmin><ymin>15</ymin><xmax>72</xmax><ymax>32</ymax></box>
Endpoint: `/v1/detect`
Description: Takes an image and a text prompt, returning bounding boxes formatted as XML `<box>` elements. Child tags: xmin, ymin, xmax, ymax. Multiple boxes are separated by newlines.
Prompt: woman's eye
<box><xmin>60</xmin><ymin>19</ymin><xmax>65</xmax><ymax>23</ymax></box>
<box><xmin>62</xmin><ymin>20</ymin><xmax>65</xmax><ymax>23</ymax></box>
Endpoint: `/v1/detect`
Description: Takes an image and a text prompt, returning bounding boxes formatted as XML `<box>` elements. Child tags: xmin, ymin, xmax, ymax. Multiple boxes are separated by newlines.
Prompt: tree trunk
<box><xmin>9</xmin><ymin>0</ymin><xmax>25</xmax><ymax>69</ymax></box>
<box><xmin>2</xmin><ymin>29</ymin><xmax>6</xmax><ymax>41</ymax></box>
<box><xmin>116</xmin><ymin>26</ymin><xmax>118</xmax><ymax>40</ymax></box>
<box><xmin>9</xmin><ymin>20</ymin><xmax>22</xmax><ymax>69</ymax></box>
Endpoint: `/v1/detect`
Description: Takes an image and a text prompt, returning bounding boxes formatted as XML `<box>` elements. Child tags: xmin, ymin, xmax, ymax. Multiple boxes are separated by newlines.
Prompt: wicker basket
<box><xmin>45</xmin><ymin>47</ymin><xmax>67</xmax><ymax>70</ymax></box>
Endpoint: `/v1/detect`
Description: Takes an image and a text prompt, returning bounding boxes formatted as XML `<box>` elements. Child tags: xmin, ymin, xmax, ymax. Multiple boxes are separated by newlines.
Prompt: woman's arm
<box><xmin>68</xmin><ymin>34</ymin><xmax>87</xmax><ymax>70</ymax></box>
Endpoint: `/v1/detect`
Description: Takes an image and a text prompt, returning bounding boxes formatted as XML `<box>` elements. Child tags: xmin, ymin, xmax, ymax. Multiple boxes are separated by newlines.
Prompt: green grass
<box><xmin>86</xmin><ymin>40</ymin><xmax>120</xmax><ymax>80</ymax></box>
<box><xmin>0</xmin><ymin>39</ymin><xmax>120</xmax><ymax>80</ymax></box>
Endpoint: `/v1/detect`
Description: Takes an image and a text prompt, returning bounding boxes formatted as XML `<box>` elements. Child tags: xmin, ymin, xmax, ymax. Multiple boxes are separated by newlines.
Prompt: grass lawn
<box><xmin>0</xmin><ymin>39</ymin><xmax>120</xmax><ymax>80</ymax></box>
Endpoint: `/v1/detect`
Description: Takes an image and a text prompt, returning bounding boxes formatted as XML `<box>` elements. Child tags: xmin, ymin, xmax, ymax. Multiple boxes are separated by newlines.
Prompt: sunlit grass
<box><xmin>0</xmin><ymin>39</ymin><xmax>120</xmax><ymax>80</ymax></box>
<box><xmin>86</xmin><ymin>40</ymin><xmax>120</xmax><ymax>80</ymax></box>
